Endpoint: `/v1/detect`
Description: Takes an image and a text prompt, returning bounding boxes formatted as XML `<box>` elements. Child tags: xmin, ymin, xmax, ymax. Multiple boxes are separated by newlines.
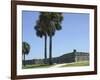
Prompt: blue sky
<box><xmin>22</xmin><ymin>11</ymin><xmax>89</xmax><ymax>60</ymax></box>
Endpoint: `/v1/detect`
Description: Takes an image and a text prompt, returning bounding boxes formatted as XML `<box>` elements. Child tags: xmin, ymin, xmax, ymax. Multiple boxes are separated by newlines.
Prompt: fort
<box><xmin>23</xmin><ymin>50</ymin><xmax>89</xmax><ymax>65</ymax></box>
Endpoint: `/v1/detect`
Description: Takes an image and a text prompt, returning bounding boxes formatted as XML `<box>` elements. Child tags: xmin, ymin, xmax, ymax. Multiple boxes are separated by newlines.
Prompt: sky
<box><xmin>22</xmin><ymin>11</ymin><xmax>89</xmax><ymax>60</ymax></box>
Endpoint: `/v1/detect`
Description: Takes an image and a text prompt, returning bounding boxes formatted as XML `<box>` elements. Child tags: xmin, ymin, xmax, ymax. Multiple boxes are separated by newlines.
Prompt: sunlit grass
<box><xmin>22</xmin><ymin>61</ymin><xmax>89</xmax><ymax>69</ymax></box>
<box><xmin>22</xmin><ymin>64</ymin><xmax>52</xmax><ymax>69</ymax></box>
<box><xmin>61</xmin><ymin>61</ymin><xmax>89</xmax><ymax>67</ymax></box>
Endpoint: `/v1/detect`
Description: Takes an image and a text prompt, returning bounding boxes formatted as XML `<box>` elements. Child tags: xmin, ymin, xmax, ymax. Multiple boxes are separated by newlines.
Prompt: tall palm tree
<box><xmin>34</xmin><ymin>13</ymin><xmax>48</xmax><ymax>64</ymax></box>
<box><xmin>22</xmin><ymin>42</ymin><xmax>30</xmax><ymax>66</ymax></box>
<box><xmin>46</xmin><ymin>13</ymin><xmax>63</xmax><ymax>65</ymax></box>
<box><xmin>35</xmin><ymin>12</ymin><xmax>63</xmax><ymax>65</ymax></box>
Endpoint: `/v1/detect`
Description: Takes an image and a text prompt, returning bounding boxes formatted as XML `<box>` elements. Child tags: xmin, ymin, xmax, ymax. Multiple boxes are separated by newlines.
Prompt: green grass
<box><xmin>22</xmin><ymin>64</ymin><xmax>52</xmax><ymax>69</ymax></box>
<box><xmin>61</xmin><ymin>61</ymin><xmax>89</xmax><ymax>67</ymax></box>
<box><xmin>22</xmin><ymin>61</ymin><xmax>89</xmax><ymax>69</ymax></box>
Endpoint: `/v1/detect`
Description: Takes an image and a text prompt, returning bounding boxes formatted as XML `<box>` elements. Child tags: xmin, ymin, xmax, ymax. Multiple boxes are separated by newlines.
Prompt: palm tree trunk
<box><xmin>44</xmin><ymin>35</ymin><xmax>47</xmax><ymax>64</ymax></box>
<box><xmin>24</xmin><ymin>54</ymin><xmax>25</xmax><ymax>66</ymax></box>
<box><xmin>49</xmin><ymin>35</ymin><xmax>52</xmax><ymax>65</ymax></box>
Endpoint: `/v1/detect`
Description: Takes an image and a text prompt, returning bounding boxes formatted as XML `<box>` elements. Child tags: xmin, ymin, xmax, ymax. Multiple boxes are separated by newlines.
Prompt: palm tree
<box><xmin>22</xmin><ymin>42</ymin><xmax>30</xmax><ymax>66</ymax></box>
<box><xmin>35</xmin><ymin>12</ymin><xmax>63</xmax><ymax>65</ymax></box>
<box><xmin>46</xmin><ymin>13</ymin><xmax>63</xmax><ymax>65</ymax></box>
<box><xmin>34</xmin><ymin>13</ymin><xmax>48</xmax><ymax>64</ymax></box>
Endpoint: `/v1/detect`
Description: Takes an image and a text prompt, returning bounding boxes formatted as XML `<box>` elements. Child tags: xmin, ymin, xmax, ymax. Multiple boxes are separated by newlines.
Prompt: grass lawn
<box><xmin>22</xmin><ymin>61</ymin><xmax>89</xmax><ymax>69</ymax></box>
<box><xmin>61</xmin><ymin>61</ymin><xmax>89</xmax><ymax>67</ymax></box>
<box><xmin>22</xmin><ymin>64</ymin><xmax>52</xmax><ymax>69</ymax></box>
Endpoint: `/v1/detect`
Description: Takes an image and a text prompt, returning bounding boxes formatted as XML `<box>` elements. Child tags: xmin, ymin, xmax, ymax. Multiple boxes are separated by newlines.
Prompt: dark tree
<box><xmin>22</xmin><ymin>42</ymin><xmax>30</xmax><ymax>66</ymax></box>
<box><xmin>35</xmin><ymin>12</ymin><xmax>63</xmax><ymax>65</ymax></box>
<box><xmin>46</xmin><ymin>13</ymin><xmax>63</xmax><ymax>65</ymax></box>
<box><xmin>34</xmin><ymin>13</ymin><xmax>48</xmax><ymax>64</ymax></box>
